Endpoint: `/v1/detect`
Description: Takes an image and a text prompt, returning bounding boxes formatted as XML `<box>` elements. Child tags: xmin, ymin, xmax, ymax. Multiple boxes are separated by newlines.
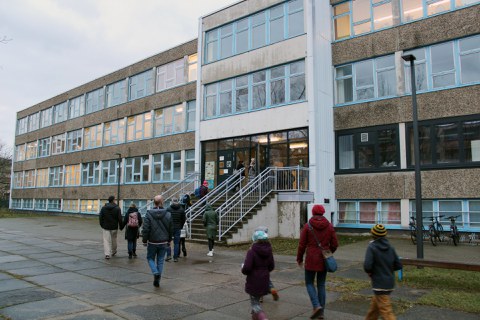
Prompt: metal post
<box><xmin>402</xmin><ymin>54</ymin><xmax>423</xmax><ymax>259</ymax></box>
<box><xmin>115</xmin><ymin>153</ymin><xmax>121</xmax><ymax>205</ymax></box>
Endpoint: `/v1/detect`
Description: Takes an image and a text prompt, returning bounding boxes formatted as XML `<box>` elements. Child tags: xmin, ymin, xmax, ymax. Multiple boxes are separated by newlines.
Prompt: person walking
<box><xmin>166</xmin><ymin>197</ymin><xmax>186</xmax><ymax>262</ymax></box>
<box><xmin>241</xmin><ymin>229</ymin><xmax>275</xmax><ymax>320</ymax></box>
<box><xmin>99</xmin><ymin>195</ymin><xmax>123</xmax><ymax>260</ymax></box>
<box><xmin>200</xmin><ymin>180</ymin><xmax>209</xmax><ymax>198</ymax></box>
<box><xmin>248</xmin><ymin>158</ymin><xmax>256</xmax><ymax>181</ymax></box>
<box><xmin>203</xmin><ymin>203</ymin><xmax>218</xmax><ymax>257</ymax></box>
<box><xmin>235</xmin><ymin>160</ymin><xmax>245</xmax><ymax>191</ymax></box>
<box><xmin>296</xmin><ymin>204</ymin><xmax>338</xmax><ymax>319</ymax></box>
<box><xmin>123</xmin><ymin>202</ymin><xmax>142</xmax><ymax>259</ymax></box>
<box><xmin>179</xmin><ymin>194</ymin><xmax>192</xmax><ymax>257</ymax></box>
<box><xmin>364</xmin><ymin>224</ymin><xmax>402</xmax><ymax>320</ymax></box>
<box><xmin>142</xmin><ymin>195</ymin><xmax>173</xmax><ymax>288</ymax></box>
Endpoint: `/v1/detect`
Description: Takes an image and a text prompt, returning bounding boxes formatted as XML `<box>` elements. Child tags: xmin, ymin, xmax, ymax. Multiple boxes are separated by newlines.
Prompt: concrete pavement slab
<box><xmin>0</xmin><ymin>254</ymin><xmax>27</xmax><ymax>264</ymax></box>
<box><xmin>48</xmin><ymin>309</ymin><xmax>127</xmax><ymax>320</ymax></box>
<box><xmin>0</xmin><ymin>259</ymin><xmax>45</xmax><ymax>270</ymax></box>
<box><xmin>0</xmin><ymin>278</ymin><xmax>35</xmax><ymax>292</ymax></box>
<box><xmin>6</xmin><ymin>264</ymin><xmax>66</xmax><ymax>277</ymax></box>
<box><xmin>42</xmin><ymin>278</ymin><xmax>120</xmax><ymax>295</ymax></box>
<box><xmin>398</xmin><ymin>305</ymin><xmax>480</xmax><ymax>320</ymax></box>
<box><xmin>0</xmin><ymin>287</ymin><xmax>61</xmax><ymax>308</ymax></box>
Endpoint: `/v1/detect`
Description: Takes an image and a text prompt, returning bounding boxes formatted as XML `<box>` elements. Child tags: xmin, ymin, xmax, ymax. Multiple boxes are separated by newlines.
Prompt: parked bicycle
<box><xmin>446</xmin><ymin>215</ymin><xmax>461</xmax><ymax>246</ymax></box>
<box><xmin>427</xmin><ymin>215</ymin><xmax>444</xmax><ymax>246</ymax></box>
<box><xmin>409</xmin><ymin>216</ymin><xmax>428</xmax><ymax>245</ymax></box>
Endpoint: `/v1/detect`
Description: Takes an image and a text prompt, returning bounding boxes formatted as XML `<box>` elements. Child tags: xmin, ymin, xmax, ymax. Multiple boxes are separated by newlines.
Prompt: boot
<box><xmin>132</xmin><ymin>250</ymin><xmax>137</xmax><ymax>257</ymax></box>
<box><xmin>128</xmin><ymin>251</ymin><xmax>132</xmax><ymax>259</ymax></box>
<box><xmin>182</xmin><ymin>249</ymin><xmax>187</xmax><ymax>257</ymax></box>
<box><xmin>256</xmin><ymin>311</ymin><xmax>268</xmax><ymax>320</ymax></box>
<box><xmin>153</xmin><ymin>274</ymin><xmax>160</xmax><ymax>287</ymax></box>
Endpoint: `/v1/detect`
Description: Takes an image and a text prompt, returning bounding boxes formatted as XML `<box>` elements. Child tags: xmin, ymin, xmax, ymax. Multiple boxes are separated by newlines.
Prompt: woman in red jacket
<box><xmin>297</xmin><ymin>205</ymin><xmax>338</xmax><ymax>319</ymax></box>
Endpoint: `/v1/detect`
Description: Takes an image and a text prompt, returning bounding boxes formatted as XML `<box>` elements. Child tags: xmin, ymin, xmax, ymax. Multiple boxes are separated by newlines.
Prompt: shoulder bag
<box><xmin>307</xmin><ymin>223</ymin><xmax>337</xmax><ymax>273</ymax></box>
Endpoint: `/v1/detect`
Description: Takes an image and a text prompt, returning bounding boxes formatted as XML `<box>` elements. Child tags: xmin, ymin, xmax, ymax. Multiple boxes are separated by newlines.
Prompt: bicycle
<box><xmin>409</xmin><ymin>216</ymin><xmax>428</xmax><ymax>245</ymax></box>
<box><xmin>445</xmin><ymin>215</ymin><xmax>460</xmax><ymax>246</ymax></box>
<box><xmin>427</xmin><ymin>215</ymin><xmax>444</xmax><ymax>246</ymax></box>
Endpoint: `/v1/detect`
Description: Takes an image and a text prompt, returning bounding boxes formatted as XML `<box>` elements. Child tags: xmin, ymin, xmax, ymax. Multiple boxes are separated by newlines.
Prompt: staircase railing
<box><xmin>137</xmin><ymin>172</ymin><xmax>201</xmax><ymax>214</ymax></box>
<box><xmin>217</xmin><ymin>166</ymin><xmax>309</xmax><ymax>240</ymax></box>
<box><xmin>186</xmin><ymin>168</ymin><xmax>245</xmax><ymax>239</ymax></box>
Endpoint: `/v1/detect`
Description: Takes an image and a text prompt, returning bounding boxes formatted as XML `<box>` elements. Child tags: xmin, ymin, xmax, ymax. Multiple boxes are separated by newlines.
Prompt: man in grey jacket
<box><xmin>142</xmin><ymin>195</ymin><xmax>173</xmax><ymax>287</ymax></box>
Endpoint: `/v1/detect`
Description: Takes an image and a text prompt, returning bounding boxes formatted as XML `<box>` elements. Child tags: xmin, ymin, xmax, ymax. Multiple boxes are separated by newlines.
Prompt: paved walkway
<box><xmin>0</xmin><ymin>216</ymin><xmax>479</xmax><ymax>320</ymax></box>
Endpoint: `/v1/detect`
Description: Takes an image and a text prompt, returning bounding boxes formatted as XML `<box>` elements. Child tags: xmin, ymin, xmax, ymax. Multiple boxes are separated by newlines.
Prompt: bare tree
<box><xmin>0</xmin><ymin>141</ymin><xmax>12</xmax><ymax>202</ymax></box>
<box><xmin>0</xmin><ymin>36</ymin><xmax>13</xmax><ymax>44</ymax></box>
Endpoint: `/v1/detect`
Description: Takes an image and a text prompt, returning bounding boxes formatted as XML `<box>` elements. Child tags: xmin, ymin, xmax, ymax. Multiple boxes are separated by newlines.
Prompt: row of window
<box><xmin>335</xmin><ymin>34</ymin><xmax>480</xmax><ymax>104</ymax></box>
<box><xmin>204</xmin><ymin>60</ymin><xmax>306</xmax><ymax>119</ymax></box>
<box><xmin>333</xmin><ymin>0</ymin><xmax>479</xmax><ymax>41</ymax></box>
<box><xmin>16</xmin><ymin>55</ymin><xmax>198</xmax><ymax>135</ymax></box>
<box><xmin>12</xmin><ymin>150</ymin><xmax>195</xmax><ymax>188</ymax></box>
<box><xmin>336</xmin><ymin>116</ymin><xmax>480</xmax><ymax>172</ymax></box>
<box><xmin>204</xmin><ymin>0</ymin><xmax>304</xmax><ymax>63</ymax></box>
<box><xmin>338</xmin><ymin>199</ymin><xmax>480</xmax><ymax>229</ymax></box>
<box><xmin>15</xmin><ymin>101</ymin><xmax>196</xmax><ymax>162</ymax></box>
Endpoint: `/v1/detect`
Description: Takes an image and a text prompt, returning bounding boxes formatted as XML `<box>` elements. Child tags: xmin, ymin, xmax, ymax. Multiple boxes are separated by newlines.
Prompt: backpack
<box><xmin>181</xmin><ymin>194</ymin><xmax>191</xmax><ymax>208</ymax></box>
<box><xmin>127</xmin><ymin>212</ymin><xmax>139</xmax><ymax>228</ymax></box>
<box><xmin>194</xmin><ymin>187</ymin><xmax>201</xmax><ymax>198</ymax></box>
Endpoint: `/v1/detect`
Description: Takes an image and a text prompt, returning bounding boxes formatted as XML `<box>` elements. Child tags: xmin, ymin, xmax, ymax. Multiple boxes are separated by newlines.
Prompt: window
<box><xmin>373</xmin><ymin>0</ymin><xmax>395</xmax><ymax>30</ymax></box>
<box><xmin>80</xmin><ymin>200</ymin><xmax>99</xmax><ymax>214</ymax></box>
<box><xmin>407</xmin><ymin>116</ymin><xmax>480</xmax><ymax>167</ymax></box>
<box><xmin>252</xmin><ymin>70</ymin><xmax>267</xmax><ymax>110</ymax></box>
<box><xmin>35</xmin><ymin>199</ymin><xmax>47</xmax><ymax>210</ymax></box>
<box><xmin>204</xmin><ymin>84</ymin><xmax>217</xmax><ymax>118</ymax></box>
<box><xmin>290</xmin><ymin>61</ymin><xmax>306</xmax><ymax>101</ymax></box>
<box><xmin>152</xmin><ymin>152</ymin><xmax>181</xmax><ymax>182</ymax></box>
<box><xmin>220</xmin><ymin>24</ymin><xmax>233</xmax><ymax>59</ymax></box>
<box><xmin>205</xmin><ymin>30</ymin><xmax>218</xmax><ymax>64</ymax></box>
<box><xmin>219</xmin><ymin>79</ymin><xmax>233</xmax><ymax>115</ymax></box>
<box><xmin>335</xmin><ymin>65</ymin><xmax>353</xmax><ymax>104</ymax></box>
<box><xmin>102</xmin><ymin>159</ymin><xmax>119</xmax><ymax>184</ymax></box>
<box><xmin>67</xmin><ymin>129</ymin><xmax>83</xmax><ymax>152</ymax></box>
<box><xmin>355</xmin><ymin>60</ymin><xmax>374</xmax><ymax>100</ymax></box>
<box><xmin>37</xmin><ymin>138</ymin><xmax>51</xmax><ymax>158</ymax></box>
<box><xmin>13</xmin><ymin>172</ymin><xmax>23</xmax><ymax>189</ymax></box>
<box><xmin>236</xmin><ymin>76</ymin><xmax>249</xmax><ymax>112</ymax></box>
<box><xmin>28</xmin><ymin>112</ymin><xmax>40</xmax><ymax>132</ymax></box>
<box><xmin>185</xmin><ymin>149</ymin><xmax>195</xmax><ymax>175</ymax></box>
<box><xmin>270</xmin><ymin>4</ymin><xmax>285</xmax><ymax>44</ymax></box>
<box><xmin>11</xmin><ymin>199</ymin><xmax>22</xmax><ymax>209</ymax></box>
<box><xmin>86</xmin><ymin>87</ymin><xmax>105</xmax><ymax>114</ymax></box>
<box><xmin>288</xmin><ymin>0</ymin><xmax>304</xmax><ymax>37</ymax></box>
<box><xmin>23</xmin><ymin>170</ymin><xmax>35</xmax><ymax>188</ymax></box>
<box><xmin>17</xmin><ymin>117</ymin><xmax>28</xmax><ymax>135</ymax></box>
<box><xmin>459</xmin><ymin>35</ymin><xmax>480</xmax><ymax>84</ymax></box>
<box><xmin>188</xmin><ymin>54</ymin><xmax>198</xmax><ymax>82</ymax></box>
<box><xmin>48</xmin><ymin>199</ymin><xmax>62</xmax><ymax>211</ymax></box>
<box><xmin>65</xmin><ymin>164</ymin><xmax>81</xmax><ymax>186</ymax></box>
<box><xmin>336</xmin><ymin>126</ymin><xmax>398</xmax><ymax>171</ymax></box>
<box><xmin>82</xmin><ymin>162</ymin><xmax>100</xmax><ymax>185</ymax></box>
<box><xmin>235</xmin><ymin>18</ymin><xmax>249</xmax><ymax>54</ymax></box>
<box><xmin>431</xmin><ymin>42</ymin><xmax>456</xmax><ymax>88</ymax></box>
<box><xmin>104</xmin><ymin>119</ymin><xmax>126</xmax><ymax>146</ymax></box>
<box><xmin>125</xmin><ymin>156</ymin><xmax>149</xmax><ymax>183</ymax></box>
<box><xmin>404</xmin><ymin>48</ymin><xmax>428</xmax><ymax>93</ymax></box>
<box><xmin>49</xmin><ymin>166</ymin><xmax>64</xmax><ymax>187</ymax></box>
<box><xmin>23</xmin><ymin>199</ymin><xmax>34</xmax><ymax>209</ymax></box>
<box><xmin>127</xmin><ymin>112</ymin><xmax>152</xmax><ymax>142</ymax></box>
<box><xmin>40</xmin><ymin>108</ymin><xmax>53</xmax><ymax>128</ymax></box>
<box><xmin>26</xmin><ymin>141</ymin><xmax>37</xmax><ymax>160</ymax></box>
<box><xmin>376</xmin><ymin>55</ymin><xmax>396</xmax><ymax>97</ymax></box>
<box><xmin>186</xmin><ymin>100</ymin><xmax>196</xmax><ymax>131</ymax></box>
<box><xmin>63</xmin><ymin>200</ymin><xmax>79</xmax><ymax>212</ymax></box>
<box><xmin>53</xmin><ymin>101</ymin><xmax>68</xmax><ymax>123</ymax></box>
<box><xmin>68</xmin><ymin>95</ymin><xmax>85</xmax><ymax>119</ymax></box>
<box><xmin>271</xmin><ymin>66</ymin><xmax>286</xmax><ymax>105</ymax></box>
<box><xmin>252</xmin><ymin>12</ymin><xmax>266</xmax><ymax>49</ymax></box>
<box><xmin>36</xmin><ymin>168</ymin><xmax>49</xmax><ymax>187</ymax></box>
<box><xmin>51</xmin><ymin>133</ymin><xmax>66</xmax><ymax>155</ymax></box>
<box><xmin>129</xmin><ymin>69</ymin><xmax>154</xmax><ymax>101</ymax></box>
<box><xmin>469</xmin><ymin>200</ymin><xmax>480</xmax><ymax>228</ymax></box>
<box><xmin>106</xmin><ymin>79</ymin><xmax>127</xmax><ymax>108</ymax></box>
<box><xmin>155</xmin><ymin>105</ymin><xmax>181</xmax><ymax>136</ymax></box>
<box><xmin>15</xmin><ymin>144</ymin><xmax>25</xmax><ymax>162</ymax></box>
<box><xmin>402</xmin><ymin>0</ymin><xmax>423</xmax><ymax>22</ymax></box>
<box><xmin>333</xmin><ymin>2</ymin><xmax>351</xmax><ymax>40</ymax></box>
<box><xmin>156</xmin><ymin>59</ymin><xmax>185</xmax><ymax>92</ymax></box>
<box><xmin>83</xmin><ymin>124</ymin><xmax>102</xmax><ymax>149</ymax></box>
<box><xmin>338</xmin><ymin>200</ymin><xmax>401</xmax><ymax>225</ymax></box>
<box><xmin>379</xmin><ymin>201</ymin><xmax>401</xmax><ymax>224</ymax></box>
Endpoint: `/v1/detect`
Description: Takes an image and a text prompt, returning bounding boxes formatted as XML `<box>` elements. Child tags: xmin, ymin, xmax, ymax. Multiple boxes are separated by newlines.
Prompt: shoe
<box><xmin>105</xmin><ymin>255</ymin><xmax>110</xmax><ymax>259</ymax></box>
<box><xmin>270</xmin><ymin>288</ymin><xmax>279</xmax><ymax>301</ymax></box>
<box><xmin>165</xmin><ymin>256</ymin><xmax>172</xmax><ymax>262</ymax></box>
<box><xmin>256</xmin><ymin>311</ymin><xmax>268</xmax><ymax>320</ymax></box>
<box><xmin>310</xmin><ymin>307</ymin><xmax>322</xmax><ymax>319</ymax></box>
<box><xmin>153</xmin><ymin>274</ymin><xmax>160</xmax><ymax>287</ymax></box>
<box><xmin>111</xmin><ymin>251</ymin><xmax>117</xmax><ymax>257</ymax></box>
<box><xmin>182</xmin><ymin>250</ymin><xmax>187</xmax><ymax>257</ymax></box>
<box><xmin>207</xmin><ymin>251</ymin><xmax>213</xmax><ymax>257</ymax></box>
<box><xmin>173</xmin><ymin>258</ymin><xmax>178</xmax><ymax>262</ymax></box>
<box><xmin>132</xmin><ymin>251</ymin><xmax>137</xmax><ymax>257</ymax></box>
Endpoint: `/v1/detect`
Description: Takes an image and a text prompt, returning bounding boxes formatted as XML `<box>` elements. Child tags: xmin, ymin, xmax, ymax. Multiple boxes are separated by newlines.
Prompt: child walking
<box><xmin>241</xmin><ymin>229</ymin><xmax>275</xmax><ymax>320</ymax></box>
<box><xmin>364</xmin><ymin>224</ymin><xmax>403</xmax><ymax>320</ymax></box>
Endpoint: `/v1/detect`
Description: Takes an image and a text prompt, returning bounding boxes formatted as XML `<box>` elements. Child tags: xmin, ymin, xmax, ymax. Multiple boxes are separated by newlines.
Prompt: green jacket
<box><xmin>203</xmin><ymin>204</ymin><xmax>219</xmax><ymax>239</ymax></box>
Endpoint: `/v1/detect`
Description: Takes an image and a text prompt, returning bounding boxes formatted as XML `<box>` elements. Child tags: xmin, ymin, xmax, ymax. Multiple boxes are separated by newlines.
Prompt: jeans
<box><xmin>146</xmin><ymin>243</ymin><xmax>168</xmax><ymax>276</ymax></box>
<box><xmin>127</xmin><ymin>239</ymin><xmax>137</xmax><ymax>254</ymax></box>
<box><xmin>172</xmin><ymin>229</ymin><xmax>181</xmax><ymax>258</ymax></box>
<box><xmin>305</xmin><ymin>269</ymin><xmax>327</xmax><ymax>309</ymax></box>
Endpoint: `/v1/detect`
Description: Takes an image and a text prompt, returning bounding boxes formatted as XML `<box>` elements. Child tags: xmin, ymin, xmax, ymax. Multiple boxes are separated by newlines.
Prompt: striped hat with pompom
<box><xmin>371</xmin><ymin>224</ymin><xmax>387</xmax><ymax>238</ymax></box>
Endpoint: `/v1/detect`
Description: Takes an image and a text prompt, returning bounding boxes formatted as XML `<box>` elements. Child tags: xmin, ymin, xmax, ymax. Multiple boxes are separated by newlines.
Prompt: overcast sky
<box><xmin>0</xmin><ymin>0</ymin><xmax>237</xmax><ymax>151</ymax></box>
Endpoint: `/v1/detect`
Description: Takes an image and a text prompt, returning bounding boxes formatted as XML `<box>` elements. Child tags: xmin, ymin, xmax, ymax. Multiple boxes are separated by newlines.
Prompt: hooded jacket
<box><xmin>167</xmin><ymin>202</ymin><xmax>186</xmax><ymax>231</ymax></box>
<box><xmin>241</xmin><ymin>241</ymin><xmax>275</xmax><ymax>296</ymax></box>
<box><xmin>203</xmin><ymin>204</ymin><xmax>218</xmax><ymax>239</ymax></box>
<box><xmin>364</xmin><ymin>237</ymin><xmax>402</xmax><ymax>291</ymax></box>
<box><xmin>296</xmin><ymin>215</ymin><xmax>338</xmax><ymax>272</ymax></box>
<box><xmin>142</xmin><ymin>207</ymin><xmax>173</xmax><ymax>244</ymax></box>
<box><xmin>99</xmin><ymin>202</ymin><xmax>123</xmax><ymax>231</ymax></box>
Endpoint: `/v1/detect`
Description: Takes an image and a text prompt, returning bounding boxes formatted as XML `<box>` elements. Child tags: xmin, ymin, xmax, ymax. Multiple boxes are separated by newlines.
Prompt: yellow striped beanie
<box><xmin>371</xmin><ymin>224</ymin><xmax>387</xmax><ymax>238</ymax></box>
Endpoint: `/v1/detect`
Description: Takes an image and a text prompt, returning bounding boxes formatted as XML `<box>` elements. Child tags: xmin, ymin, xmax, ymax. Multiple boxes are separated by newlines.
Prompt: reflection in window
<box><xmin>102</xmin><ymin>159</ymin><xmax>119</xmax><ymax>184</ymax></box>
<box><xmin>86</xmin><ymin>87</ymin><xmax>105</xmax><ymax>114</ymax></box>
<box><xmin>106</xmin><ymin>80</ymin><xmax>127</xmax><ymax>108</ymax></box>
<box><xmin>82</xmin><ymin>162</ymin><xmax>100</xmax><ymax>185</ymax></box>
<box><xmin>127</xmin><ymin>112</ymin><xmax>152</xmax><ymax>142</ymax></box>
<box><xmin>156</xmin><ymin>59</ymin><xmax>185</xmax><ymax>92</ymax></box>
<box><xmin>49</xmin><ymin>166</ymin><xmax>64</xmax><ymax>187</ymax></box>
<box><xmin>40</xmin><ymin>108</ymin><xmax>53</xmax><ymax>128</ymax></box>
<box><xmin>38</xmin><ymin>138</ymin><xmax>51</xmax><ymax>158</ymax></box>
<box><xmin>129</xmin><ymin>69</ymin><xmax>154</xmax><ymax>101</ymax></box>
<box><xmin>125</xmin><ymin>156</ymin><xmax>150</xmax><ymax>183</ymax></box>
<box><xmin>404</xmin><ymin>48</ymin><xmax>428</xmax><ymax>93</ymax></box>
<box><xmin>435</xmin><ymin>123</ymin><xmax>460</xmax><ymax>164</ymax></box>
<box><xmin>152</xmin><ymin>152</ymin><xmax>181</xmax><ymax>182</ymax></box>
<box><xmin>188</xmin><ymin>54</ymin><xmax>198</xmax><ymax>82</ymax></box>
<box><xmin>459</xmin><ymin>35</ymin><xmax>480</xmax><ymax>84</ymax></box>
<box><xmin>69</xmin><ymin>95</ymin><xmax>85</xmax><ymax>119</ymax></box>
<box><xmin>36</xmin><ymin>168</ymin><xmax>49</xmax><ymax>187</ymax></box>
<box><xmin>65</xmin><ymin>164</ymin><xmax>81</xmax><ymax>186</ymax></box>
<box><xmin>66</xmin><ymin>129</ymin><xmax>83</xmax><ymax>152</ymax></box>
<box><xmin>431</xmin><ymin>42</ymin><xmax>456</xmax><ymax>88</ymax></box>
<box><xmin>103</xmin><ymin>119</ymin><xmax>125</xmax><ymax>146</ymax></box>
<box><xmin>51</xmin><ymin>133</ymin><xmax>66</xmax><ymax>155</ymax></box>
<box><xmin>463</xmin><ymin>120</ymin><xmax>480</xmax><ymax>162</ymax></box>
<box><xmin>84</xmin><ymin>124</ymin><xmax>102</xmax><ymax>149</ymax></box>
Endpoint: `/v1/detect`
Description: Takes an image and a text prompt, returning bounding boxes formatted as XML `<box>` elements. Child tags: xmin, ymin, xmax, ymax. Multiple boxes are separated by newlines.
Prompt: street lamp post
<box><xmin>115</xmin><ymin>153</ymin><xmax>122</xmax><ymax>206</ymax></box>
<box><xmin>402</xmin><ymin>54</ymin><xmax>423</xmax><ymax>260</ymax></box>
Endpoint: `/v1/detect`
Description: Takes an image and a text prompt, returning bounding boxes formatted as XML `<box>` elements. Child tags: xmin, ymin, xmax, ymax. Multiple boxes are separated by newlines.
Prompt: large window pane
<box><xmin>235</xmin><ymin>75</ymin><xmax>249</xmax><ymax>112</ymax></box>
<box><xmin>463</xmin><ymin>120</ymin><xmax>480</xmax><ymax>162</ymax></box>
<box><xmin>373</xmin><ymin>2</ymin><xmax>393</xmax><ymax>30</ymax></box>
<box><xmin>288</xmin><ymin>0</ymin><xmax>304</xmax><ymax>37</ymax></box>
<box><xmin>459</xmin><ymin>36</ymin><xmax>480</xmax><ymax>84</ymax></box>
<box><xmin>402</xmin><ymin>0</ymin><xmax>423</xmax><ymax>22</ymax></box>
<box><xmin>427</xmin><ymin>0</ymin><xmax>450</xmax><ymax>15</ymax></box>
<box><xmin>270</xmin><ymin>5</ymin><xmax>284</xmax><ymax>44</ymax></box>
<box><xmin>219</xmin><ymin>80</ymin><xmax>232</xmax><ymax>115</ymax></box>
<box><xmin>376</xmin><ymin>55</ymin><xmax>396</xmax><ymax>97</ymax></box>
<box><xmin>220</xmin><ymin>25</ymin><xmax>233</xmax><ymax>59</ymax></box>
<box><xmin>355</xmin><ymin>60</ymin><xmax>374</xmax><ymax>100</ymax></box>
<box><xmin>380</xmin><ymin>201</ymin><xmax>401</xmax><ymax>224</ymax></box>
<box><xmin>252</xmin><ymin>12</ymin><xmax>266</xmax><ymax>49</ymax></box>
<box><xmin>252</xmin><ymin>71</ymin><xmax>266</xmax><ymax>109</ymax></box>
<box><xmin>379</xmin><ymin>129</ymin><xmax>397</xmax><ymax>167</ymax></box>
<box><xmin>236</xmin><ymin>18</ymin><xmax>249</xmax><ymax>54</ymax></box>
<box><xmin>336</xmin><ymin>65</ymin><xmax>353</xmax><ymax>104</ymax></box>
<box><xmin>359</xmin><ymin>202</ymin><xmax>376</xmax><ymax>223</ymax></box>
<box><xmin>469</xmin><ymin>200</ymin><xmax>480</xmax><ymax>227</ymax></box>
<box><xmin>431</xmin><ymin>42</ymin><xmax>455</xmax><ymax>88</ymax></box>
<box><xmin>410</xmin><ymin>125</ymin><xmax>432</xmax><ymax>165</ymax></box>
<box><xmin>339</xmin><ymin>135</ymin><xmax>354</xmax><ymax>169</ymax></box>
<box><xmin>435</xmin><ymin>123</ymin><xmax>460</xmax><ymax>164</ymax></box>
<box><xmin>404</xmin><ymin>48</ymin><xmax>428</xmax><ymax>92</ymax></box>
<box><xmin>339</xmin><ymin>201</ymin><xmax>356</xmax><ymax>223</ymax></box>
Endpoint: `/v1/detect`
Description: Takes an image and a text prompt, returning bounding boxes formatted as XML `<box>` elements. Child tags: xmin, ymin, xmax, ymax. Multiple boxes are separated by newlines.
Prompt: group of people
<box><xmin>100</xmin><ymin>195</ymin><xmax>402</xmax><ymax>320</ymax></box>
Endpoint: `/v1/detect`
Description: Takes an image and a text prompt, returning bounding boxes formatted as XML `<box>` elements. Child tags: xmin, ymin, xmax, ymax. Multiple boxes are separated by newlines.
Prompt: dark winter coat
<box><xmin>199</xmin><ymin>185</ymin><xmax>208</xmax><ymax>198</ymax></box>
<box><xmin>123</xmin><ymin>207</ymin><xmax>143</xmax><ymax>240</ymax></box>
<box><xmin>167</xmin><ymin>203</ymin><xmax>186</xmax><ymax>232</ymax></box>
<box><xmin>241</xmin><ymin>241</ymin><xmax>275</xmax><ymax>296</ymax></box>
<box><xmin>142</xmin><ymin>207</ymin><xmax>173</xmax><ymax>244</ymax></box>
<box><xmin>296</xmin><ymin>215</ymin><xmax>338</xmax><ymax>272</ymax></box>
<box><xmin>203</xmin><ymin>204</ymin><xmax>218</xmax><ymax>239</ymax></box>
<box><xmin>364</xmin><ymin>237</ymin><xmax>402</xmax><ymax>291</ymax></box>
<box><xmin>99</xmin><ymin>202</ymin><xmax>123</xmax><ymax>231</ymax></box>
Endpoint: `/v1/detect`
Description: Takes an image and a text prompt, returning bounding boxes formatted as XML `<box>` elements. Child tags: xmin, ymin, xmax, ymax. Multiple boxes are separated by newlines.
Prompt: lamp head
<box><xmin>402</xmin><ymin>54</ymin><xmax>416</xmax><ymax>62</ymax></box>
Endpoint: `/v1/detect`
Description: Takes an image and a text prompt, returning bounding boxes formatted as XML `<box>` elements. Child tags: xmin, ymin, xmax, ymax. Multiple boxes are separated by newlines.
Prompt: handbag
<box><xmin>307</xmin><ymin>223</ymin><xmax>337</xmax><ymax>273</ymax></box>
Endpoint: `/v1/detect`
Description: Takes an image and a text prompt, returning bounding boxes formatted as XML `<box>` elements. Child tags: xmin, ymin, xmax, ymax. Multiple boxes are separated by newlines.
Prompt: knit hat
<box><xmin>371</xmin><ymin>224</ymin><xmax>387</xmax><ymax>238</ymax></box>
<box><xmin>312</xmin><ymin>204</ymin><xmax>325</xmax><ymax>215</ymax></box>
<box><xmin>252</xmin><ymin>230</ymin><xmax>268</xmax><ymax>241</ymax></box>
<box><xmin>203</xmin><ymin>180</ymin><xmax>209</xmax><ymax>186</ymax></box>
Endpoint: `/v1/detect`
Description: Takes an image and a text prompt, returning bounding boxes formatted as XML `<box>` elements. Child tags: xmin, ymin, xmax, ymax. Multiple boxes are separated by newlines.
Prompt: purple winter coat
<box><xmin>241</xmin><ymin>241</ymin><xmax>275</xmax><ymax>296</ymax></box>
